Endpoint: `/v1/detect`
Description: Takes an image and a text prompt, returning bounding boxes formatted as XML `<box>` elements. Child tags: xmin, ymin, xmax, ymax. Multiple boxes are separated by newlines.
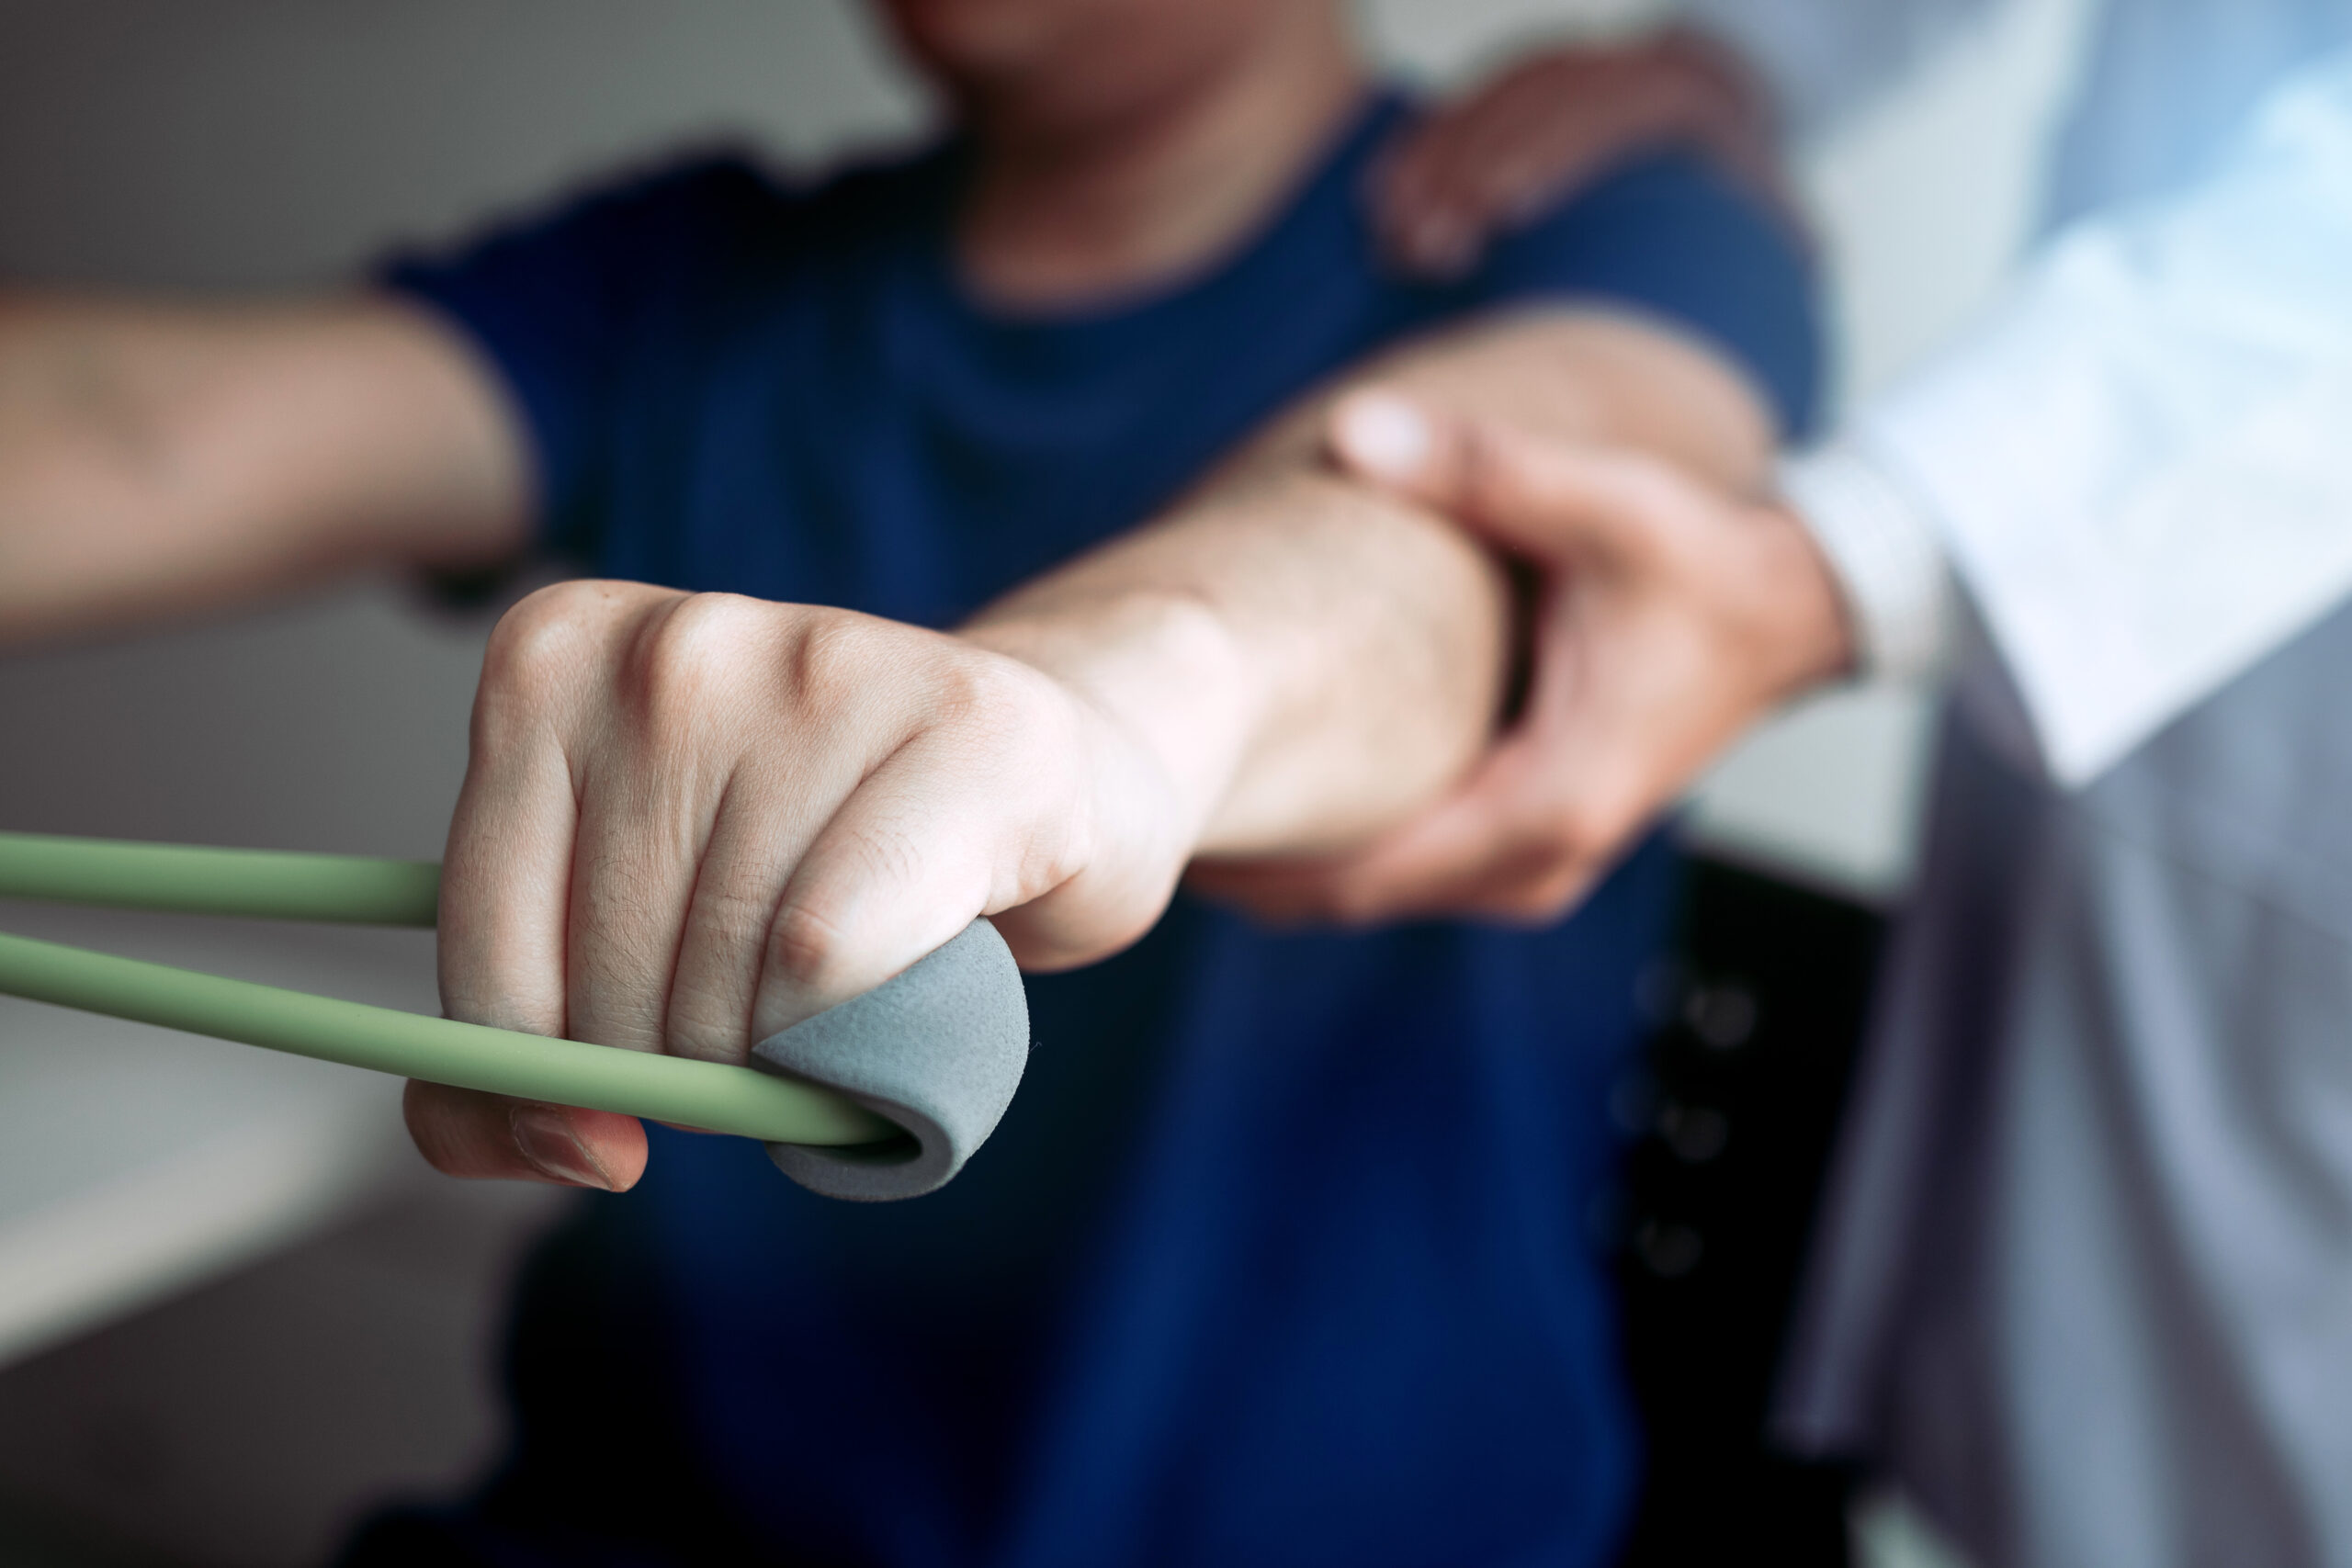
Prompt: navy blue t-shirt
<box><xmin>363</xmin><ymin>97</ymin><xmax>1815</xmax><ymax>1568</ymax></box>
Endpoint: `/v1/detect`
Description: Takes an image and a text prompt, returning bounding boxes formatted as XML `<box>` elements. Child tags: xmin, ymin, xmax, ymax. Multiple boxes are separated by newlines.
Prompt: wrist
<box><xmin>961</xmin><ymin>587</ymin><xmax>1261</xmax><ymax>857</ymax></box>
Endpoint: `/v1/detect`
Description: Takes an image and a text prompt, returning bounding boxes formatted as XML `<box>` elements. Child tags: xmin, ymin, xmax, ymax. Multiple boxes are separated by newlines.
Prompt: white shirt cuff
<box><xmin>1778</xmin><ymin>442</ymin><xmax>1962</xmax><ymax>685</ymax></box>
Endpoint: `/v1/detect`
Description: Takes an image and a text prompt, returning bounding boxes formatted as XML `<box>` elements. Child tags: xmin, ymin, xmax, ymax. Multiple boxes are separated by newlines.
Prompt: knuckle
<box><xmin>945</xmin><ymin>654</ymin><xmax>1066</xmax><ymax>744</ymax></box>
<box><xmin>775</xmin><ymin>608</ymin><xmax>890</xmax><ymax>721</ymax></box>
<box><xmin>481</xmin><ymin>580</ymin><xmax>608</xmax><ymax>697</ymax></box>
<box><xmin>911</xmin><ymin>649</ymin><xmax>1079</xmax><ymax>784</ymax></box>
<box><xmin>627</xmin><ymin>592</ymin><xmax>763</xmax><ymax>709</ymax></box>
<box><xmin>764</xmin><ymin>897</ymin><xmax>854</xmax><ymax>998</ymax></box>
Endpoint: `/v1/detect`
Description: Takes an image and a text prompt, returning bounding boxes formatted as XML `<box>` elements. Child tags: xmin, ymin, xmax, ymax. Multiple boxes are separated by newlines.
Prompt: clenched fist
<box><xmin>409</xmin><ymin>580</ymin><xmax>1211</xmax><ymax>1191</ymax></box>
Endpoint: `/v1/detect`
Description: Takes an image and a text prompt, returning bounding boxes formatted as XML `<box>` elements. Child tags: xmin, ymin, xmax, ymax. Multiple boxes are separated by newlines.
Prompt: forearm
<box><xmin>0</xmin><ymin>289</ymin><xmax>527</xmax><ymax>644</ymax></box>
<box><xmin>965</xmin><ymin>307</ymin><xmax>1776</xmax><ymax>859</ymax></box>
<box><xmin>967</xmin><ymin>463</ymin><xmax>1510</xmax><ymax>859</ymax></box>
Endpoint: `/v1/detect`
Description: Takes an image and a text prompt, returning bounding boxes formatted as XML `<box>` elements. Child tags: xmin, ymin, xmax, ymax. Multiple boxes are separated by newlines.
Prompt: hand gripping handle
<box><xmin>0</xmin><ymin>832</ymin><xmax>1027</xmax><ymax>1199</ymax></box>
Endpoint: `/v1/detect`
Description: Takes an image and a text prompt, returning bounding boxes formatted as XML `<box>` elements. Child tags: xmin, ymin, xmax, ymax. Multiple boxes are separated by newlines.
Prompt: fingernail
<box><xmin>1335</xmin><ymin>392</ymin><xmax>1433</xmax><ymax>479</ymax></box>
<box><xmin>509</xmin><ymin>1104</ymin><xmax>615</xmax><ymax>1190</ymax></box>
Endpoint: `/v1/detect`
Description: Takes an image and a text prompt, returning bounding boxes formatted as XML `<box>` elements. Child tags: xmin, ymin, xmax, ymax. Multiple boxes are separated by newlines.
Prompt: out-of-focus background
<box><xmin>0</xmin><ymin>0</ymin><xmax>2087</xmax><ymax>1562</ymax></box>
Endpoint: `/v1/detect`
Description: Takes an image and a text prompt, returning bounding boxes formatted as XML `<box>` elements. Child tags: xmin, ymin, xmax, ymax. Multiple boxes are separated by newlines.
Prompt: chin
<box><xmin>866</xmin><ymin>0</ymin><xmax>1306</xmax><ymax>130</ymax></box>
<box><xmin>869</xmin><ymin>0</ymin><xmax>1071</xmax><ymax>87</ymax></box>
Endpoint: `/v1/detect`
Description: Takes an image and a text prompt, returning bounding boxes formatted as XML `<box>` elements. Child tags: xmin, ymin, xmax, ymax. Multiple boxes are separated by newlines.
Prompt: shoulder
<box><xmin>1470</xmin><ymin>152</ymin><xmax>1824</xmax><ymax>436</ymax></box>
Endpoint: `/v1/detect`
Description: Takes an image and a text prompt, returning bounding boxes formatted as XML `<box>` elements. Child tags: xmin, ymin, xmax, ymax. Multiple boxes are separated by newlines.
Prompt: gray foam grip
<box><xmin>749</xmin><ymin>918</ymin><xmax>1029</xmax><ymax>1201</ymax></box>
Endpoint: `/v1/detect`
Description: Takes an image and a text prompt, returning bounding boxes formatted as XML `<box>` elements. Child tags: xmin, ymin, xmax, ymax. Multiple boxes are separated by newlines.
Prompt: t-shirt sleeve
<box><xmin>1470</xmin><ymin>152</ymin><xmax>1824</xmax><ymax>440</ymax></box>
<box><xmin>379</xmin><ymin>157</ymin><xmax>783</xmax><ymax>559</ymax></box>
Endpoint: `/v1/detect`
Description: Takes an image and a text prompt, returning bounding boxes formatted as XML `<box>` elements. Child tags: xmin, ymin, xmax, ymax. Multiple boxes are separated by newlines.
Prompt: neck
<box><xmin>955</xmin><ymin>12</ymin><xmax>1364</xmax><ymax>310</ymax></box>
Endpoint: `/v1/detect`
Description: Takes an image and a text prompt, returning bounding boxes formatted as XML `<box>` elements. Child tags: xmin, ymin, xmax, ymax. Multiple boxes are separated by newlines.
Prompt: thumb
<box><xmin>1324</xmin><ymin>389</ymin><xmax>1466</xmax><ymax>510</ymax></box>
<box><xmin>1327</xmin><ymin>390</ymin><xmax>1666</xmax><ymax>568</ymax></box>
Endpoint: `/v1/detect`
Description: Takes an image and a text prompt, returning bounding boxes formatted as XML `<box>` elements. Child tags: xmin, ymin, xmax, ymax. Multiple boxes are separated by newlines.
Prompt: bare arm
<box><xmin>969</xmin><ymin>307</ymin><xmax>1772</xmax><ymax>859</ymax></box>
<box><xmin>0</xmin><ymin>288</ymin><xmax>529</xmax><ymax>644</ymax></box>
<box><xmin>413</xmin><ymin>303</ymin><xmax>1775</xmax><ymax>1189</ymax></box>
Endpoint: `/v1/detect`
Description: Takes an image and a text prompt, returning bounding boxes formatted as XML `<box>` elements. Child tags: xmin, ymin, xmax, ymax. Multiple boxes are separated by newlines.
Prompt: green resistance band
<box><xmin>0</xmin><ymin>830</ymin><xmax>894</xmax><ymax>1147</ymax></box>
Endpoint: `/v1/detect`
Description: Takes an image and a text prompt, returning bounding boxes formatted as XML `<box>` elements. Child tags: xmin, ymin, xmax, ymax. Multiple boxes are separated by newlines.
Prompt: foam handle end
<box><xmin>750</xmin><ymin>918</ymin><xmax>1029</xmax><ymax>1201</ymax></box>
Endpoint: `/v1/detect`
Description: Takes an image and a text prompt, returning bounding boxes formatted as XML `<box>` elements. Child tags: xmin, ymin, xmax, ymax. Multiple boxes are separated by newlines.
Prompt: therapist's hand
<box><xmin>1190</xmin><ymin>393</ymin><xmax>1850</xmax><ymax>925</ymax></box>
<box><xmin>1374</xmin><ymin>28</ymin><xmax>1788</xmax><ymax>280</ymax></box>
<box><xmin>405</xmin><ymin>580</ymin><xmax>1205</xmax><ymax>1191</ymax></box>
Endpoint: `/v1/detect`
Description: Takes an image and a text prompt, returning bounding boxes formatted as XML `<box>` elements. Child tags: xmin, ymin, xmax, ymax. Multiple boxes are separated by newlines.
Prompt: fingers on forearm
<box><xmin>1189</xmin><ymin>650</ymin><xmax>1662</xmax><ymax>931</ymax></box>
<box><xmin>1328</xmin><ymin>392</ymin><xmax>1632</xmax><ymax>558</ymax></box>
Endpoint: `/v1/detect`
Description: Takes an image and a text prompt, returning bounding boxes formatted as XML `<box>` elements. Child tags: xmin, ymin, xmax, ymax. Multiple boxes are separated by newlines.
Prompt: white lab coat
<box><xmin>1670</xmin><ymin>3</ymin><xmax>2352</xmax><ymax>1564</ymax></box>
